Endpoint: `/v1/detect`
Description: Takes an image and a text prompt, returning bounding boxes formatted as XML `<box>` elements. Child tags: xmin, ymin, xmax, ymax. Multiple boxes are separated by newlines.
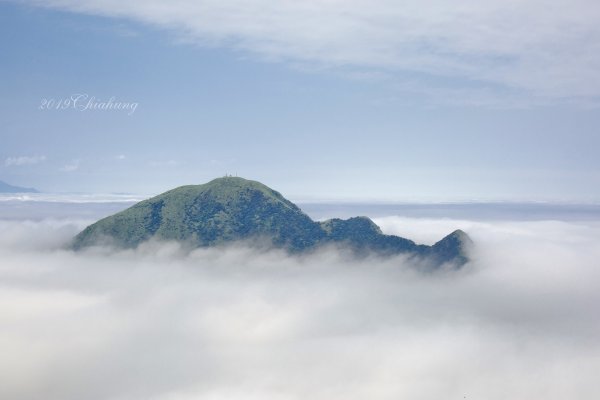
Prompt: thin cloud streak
<box><xmin>59</xmin><ymin>159</ymin><xmax>80</xmax><ymax>172</ymax></box>
<box><xmin>4</xmin><ymin>155</ymin><xmax>47</xmax><ymax>167</ymax></box>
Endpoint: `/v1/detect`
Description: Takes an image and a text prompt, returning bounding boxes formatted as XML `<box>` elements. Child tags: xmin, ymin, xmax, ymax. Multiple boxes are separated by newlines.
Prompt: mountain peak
<box><xmin>73</xmin><ymin>177</ymin><xmax>316</xmax><ymax>250</ymax></box>
<box><xmin>204</xmin><ymin>176</ymin><xmax>265</xmax><ymax>188</ymax></box>
<box><xmin>429</xmin><ymin>229</ymin><xmax>472</xmax><ymax>266</ymax></box>
<box><xmin>174</xmin><ymin>177</ymin><xmax>299</xmax><ymax>210</ymax></box>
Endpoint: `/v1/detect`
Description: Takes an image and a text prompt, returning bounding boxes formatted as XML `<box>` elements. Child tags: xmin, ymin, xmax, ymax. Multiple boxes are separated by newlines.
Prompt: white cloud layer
<box><xmin>19</xmin><ymin>0</ymin><xmax>600</xmax><ymax>104</ymax></box>
<box><xmin>1</xmin><ymin>215</ymin><xmax>599</xmax><ymax>399</ymax></box>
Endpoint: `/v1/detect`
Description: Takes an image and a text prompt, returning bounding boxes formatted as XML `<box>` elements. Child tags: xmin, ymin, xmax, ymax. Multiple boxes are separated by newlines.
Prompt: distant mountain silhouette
<box><xmin>0</xmin><ymin>180</ymin><xmax>38</xmax><ymax>193</ymax></box>
<box><xmin>72</xmin><ymin>177</ymin><xmax>471</xmax><ymax>267</ymax></box>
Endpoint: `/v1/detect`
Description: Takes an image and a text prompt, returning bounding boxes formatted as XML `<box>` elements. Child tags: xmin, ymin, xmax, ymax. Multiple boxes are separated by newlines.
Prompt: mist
<box><xmin>1</xmin><ymin>213</ymin><xmax>599</xmax><ymax>400</ymax></box>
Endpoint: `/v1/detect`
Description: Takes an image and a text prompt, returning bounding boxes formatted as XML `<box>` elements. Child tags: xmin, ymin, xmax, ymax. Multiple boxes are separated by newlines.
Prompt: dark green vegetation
<box><xmin>72</xmin><ymin>177</ymin><xmax>471</xmax><ymax>267</ymax></box>
<box><xmin>0</xmin><ymin>180</ymin><xmax>38</xmax><ymax>193</ymax></box>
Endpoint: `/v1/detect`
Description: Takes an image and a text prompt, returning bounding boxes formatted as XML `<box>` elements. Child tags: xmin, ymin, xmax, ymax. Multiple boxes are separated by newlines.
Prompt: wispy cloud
<box><xmin>18</xmin><ymin>0</ymin><xmax>600</xmax><ymax>105</ymax></box>
<box><xmin>59</xmin><ymin>159</ymin><xmax>80</xmax><ymax>172</ymax></box>
<box><xmin>4</xmin><ymin>155</ymin><xmax>47</xmax><ymax>167</ymax></box>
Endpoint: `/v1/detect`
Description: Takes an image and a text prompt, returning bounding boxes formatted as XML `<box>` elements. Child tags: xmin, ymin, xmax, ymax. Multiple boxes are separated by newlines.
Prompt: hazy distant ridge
<box><xmin>0</xmin><ymin>180</ymin><xmax>38</xmax><ymax>193</ymax></box>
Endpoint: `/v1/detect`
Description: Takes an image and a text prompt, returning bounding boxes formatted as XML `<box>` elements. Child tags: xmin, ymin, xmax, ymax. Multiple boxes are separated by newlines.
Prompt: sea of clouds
<box><xmin>1</xmin><ymin>205</ymin><xmax>599</xmax><ymax>400</ymax></box>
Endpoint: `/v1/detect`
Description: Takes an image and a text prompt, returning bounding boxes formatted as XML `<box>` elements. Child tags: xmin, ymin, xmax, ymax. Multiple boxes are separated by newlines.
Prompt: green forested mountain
<box><xmin>72</xmin><ymin>177</ymin><xmax>471</xmax><ymax>267</ymax></box>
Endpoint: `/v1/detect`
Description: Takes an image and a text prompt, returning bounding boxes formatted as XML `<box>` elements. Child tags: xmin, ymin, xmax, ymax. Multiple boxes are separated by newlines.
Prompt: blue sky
<box><xmin>1</xmin><ymin>1</ymin><xmax>599</xmax><ymax>201</ymax></box>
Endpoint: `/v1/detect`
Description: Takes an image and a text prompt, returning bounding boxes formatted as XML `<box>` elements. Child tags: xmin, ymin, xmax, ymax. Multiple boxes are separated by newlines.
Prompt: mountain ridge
<box><xmin>0</xmin><ymin>180</ymin><xmax>39</xmax><ymax>193</ymax></box>
<box><xmin>72</xmin><ymin>177</ymin><xmax>471</xmax><ymax>267</ymax></box>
